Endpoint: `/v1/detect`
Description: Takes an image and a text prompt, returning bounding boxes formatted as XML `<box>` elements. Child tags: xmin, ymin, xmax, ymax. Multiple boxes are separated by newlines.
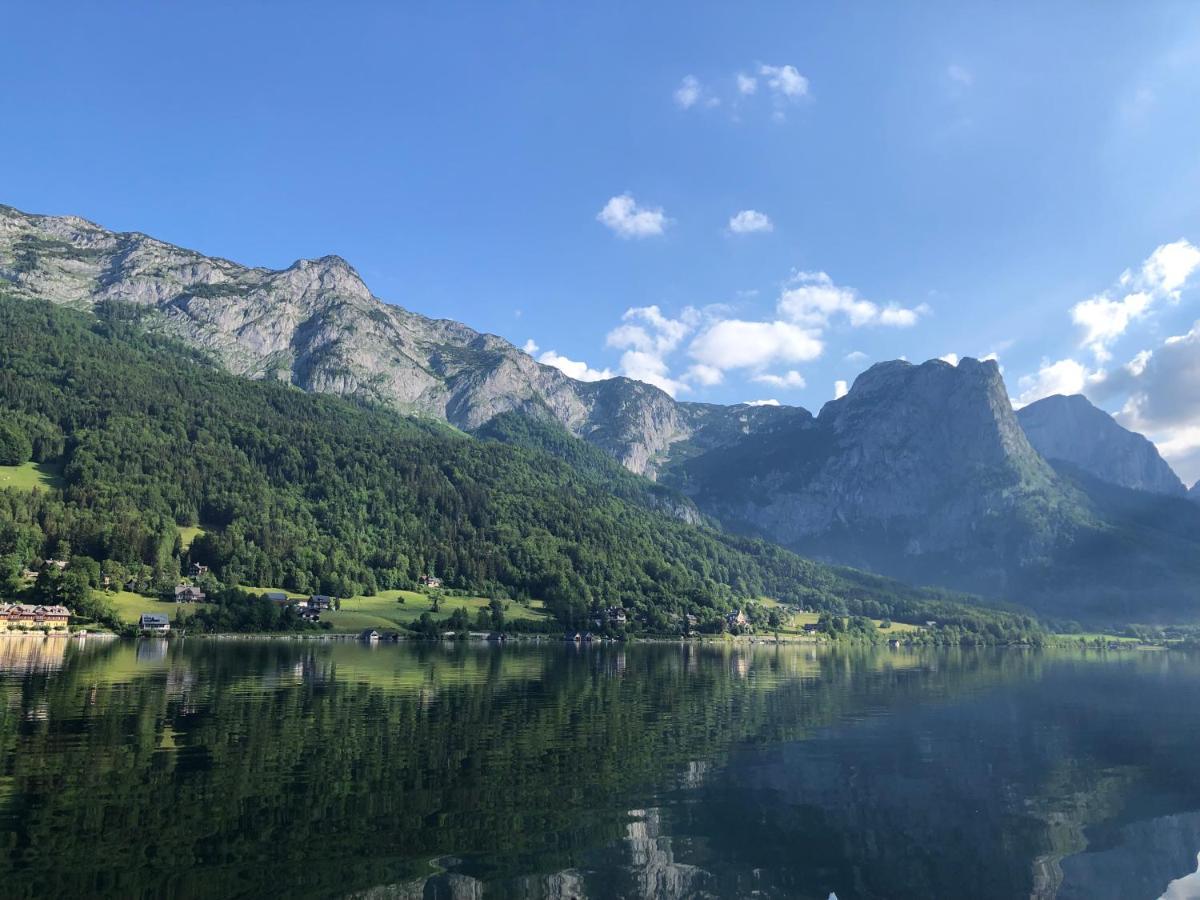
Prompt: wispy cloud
<box><xmin>752</xmin><ymin>370</ymin><xmax>806</xmax><ymax>388</ymax></box>
<box><xmin>1071</xmin><ymin>239</ymin><xmax>1200</xmax><ymax>361</ymax></box>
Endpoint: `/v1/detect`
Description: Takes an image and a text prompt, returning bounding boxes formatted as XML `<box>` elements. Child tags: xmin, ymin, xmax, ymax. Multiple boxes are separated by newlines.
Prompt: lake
<box><xmin>2</xmin><ymin>637</ymin><xmax>1200</xmax><ymax>899</ymax></box>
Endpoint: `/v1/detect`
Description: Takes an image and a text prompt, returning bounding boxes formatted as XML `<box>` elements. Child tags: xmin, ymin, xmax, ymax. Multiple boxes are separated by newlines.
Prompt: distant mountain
<box><xmin>4</xmin><ymin>203</ymin><xmax>1199</xmax><ymax>622</ymax></box>
<box><xmin>1016</xmin><ymin>393</ymin><xmax>1185</xmax><ymax>496</ymax></box>
<box><xmin>0</xmin><ymin>203</ymin><xmax>787</xmax><ymax>476</ymax></box>
<box><xmin>661</xmin><ymin>358</ymin><xmax>1085</xmax><ymax>597</ymax></box>
<box><xmin>1191</xmin><ymin>481</ymin><xmax>1200</xmax><ymax>503</ymax></box>
<box><xmin>661</xmin><ymin>358</ymin><xmax>1200</xmax><ymax>620</ymax></box>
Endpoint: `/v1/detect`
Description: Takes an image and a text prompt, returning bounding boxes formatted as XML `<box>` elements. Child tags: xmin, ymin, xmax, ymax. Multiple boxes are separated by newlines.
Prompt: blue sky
<box><xmin>4</xmin><ymin>2</ymin><xmax>1200</xmax><ymax>480</ymax></box>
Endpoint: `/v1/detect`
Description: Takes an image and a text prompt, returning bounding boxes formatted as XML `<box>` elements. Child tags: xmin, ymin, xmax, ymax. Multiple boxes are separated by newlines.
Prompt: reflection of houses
<box><xmin>0</xmin><ymin>604</ymin><xmax>70</xmax><ymax>631</ymax></box>
<box><xmin>138</xmin><ymin>613</ymin><xmax>170</xmax><ymax>633</ymax></box>
<box><xmin>174</xmin><ymin>585</ymin><xmax>206</xmax><ymax>603</ymax></box>
<box><xmin>0</xmin><ymin>634</ymin><xmax>70</xmax><ymax>672</ymax></box>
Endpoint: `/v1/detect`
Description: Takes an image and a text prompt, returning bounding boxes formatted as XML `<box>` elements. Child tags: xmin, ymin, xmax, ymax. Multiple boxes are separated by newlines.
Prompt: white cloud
<box><xmin>1013</xmin><ymin>358</ymin><xmax>1102</xmax><ymax>408</ymax></box>
<box><xmin>947</xmin><ymin>64</ymin><xmax>973</xmax><ymax>87</ymax></box>
<box><xmin>674</xmin><ymin>75</ymin><xmax>702</xmax><ymax>109</ymax></box>
<box><xmin>736</xmin><ymin>72</ymin><xmax>758</xmax><ymax>95</ymax></box>
<box><xmin>689</xmin><ymin>319</ymin><xmax>823</xmax><ymax>371</ymax></box>
<box><xmin>686</xmin><ymin>363</ymin><xmax>724</xmax><ymax>386</ymax></box>
<box><xmin>834</xmin><ymin>379</ymin><xmax>849</xmax><ymax>400</ymax></box>
<box><xmin>744</xmin><ymin>399</ymin><xmax>780</xmax><ymax>407</ymax></box>
<box><xmin>617</xmin><ymin>349</ymin><xmax>689</xmax><ymax>397</ymax></box>
<box><xmin>759</xmin><ymin>64</ymin><xmax>809</xmax><ymax>99</ymax></box>
<box><xmin>596</xmin><ymin>194</ymin><xmax>670</xmax><ymax>239</ymax></box>
<box><xmin>521</xmin><ymin>339</ymin><xmax>539</xmax><ymax>355</ymax></box>
<box><xmin>844</xmin><ymin>350</ymin><xmax>868</xmax><ymax>364</ymax></box>
<box><xmin>778</xmin><ymin>271</ymin><xmax>928</xmax><ymax>329</ymax></box>
<box><xmin>728</xmin><ymin>209</ymin><xmax>774</xmax><ymax>234</ymax></box>
<box><xmin>605</xmin><ymin>305</ymin><xmax>699</xmax><ymax>397</ymax></box>
<box><xmin>537</xmin><ymin>350</ymin><xmax>614</xmax><ymax>382</ymax></box>
<box><xmin>1071</xmin><ymin>239</ymin><xmax>1200</xmax><ymax>360</ymax></box>
<box><xmin>752</xmin><ymin>370</ymin><xmax>806</xmax><ymax>389</ymax></box>
<box><xmin>939</xmin><ymin>353</ymin><xmax>959</xmax><ymax>366</ymax></box>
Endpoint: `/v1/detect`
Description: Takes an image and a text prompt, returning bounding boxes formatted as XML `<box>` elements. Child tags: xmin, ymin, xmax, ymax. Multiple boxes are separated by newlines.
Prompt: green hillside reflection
<box><xmin>1</xmin><ymin>640</ymin><xmax>1199</xmax><ymax>899</ymax></box>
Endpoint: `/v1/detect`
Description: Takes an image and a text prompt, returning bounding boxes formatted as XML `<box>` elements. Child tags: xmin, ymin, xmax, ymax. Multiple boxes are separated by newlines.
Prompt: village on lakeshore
<box><xmin>0</xmin><ymin>545</ymin><xmax>935</xmax><ymax>645</ymax></box>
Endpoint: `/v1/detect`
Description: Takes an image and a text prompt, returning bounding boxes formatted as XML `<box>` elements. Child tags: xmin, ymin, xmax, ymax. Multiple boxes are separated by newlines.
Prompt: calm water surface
<box><xmin>2</xmin><ymin>636</ymin><xmax>1200</xmax><ymax>899</ymax></box>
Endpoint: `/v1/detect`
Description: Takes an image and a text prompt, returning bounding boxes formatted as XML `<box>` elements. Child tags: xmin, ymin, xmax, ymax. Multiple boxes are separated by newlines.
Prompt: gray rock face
<box><xmin>1190</xmin><ymin>481</ymin><xmax>1200</xmax><ymax>503</ymax></box>
<box><xmin>1017</xmin><ymin>394</ymin><xmax>1186</xmax><ymax>496</ymax></box>
<box><xmin>662</xmin><ymin>358</ymin><xmax>1086</xmax><ymax>594</ymax></box>
<box><xmin>0</xmin><ymin>203</ymin><xmax>792</xmax><ymax>476</ymax></box>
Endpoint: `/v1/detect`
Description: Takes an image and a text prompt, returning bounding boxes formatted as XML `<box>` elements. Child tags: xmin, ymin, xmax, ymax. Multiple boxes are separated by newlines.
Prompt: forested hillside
<box><xmin>0</xmin><ymin>296</ymin><xmax>1034</xmax><ymax>636</ymax></box>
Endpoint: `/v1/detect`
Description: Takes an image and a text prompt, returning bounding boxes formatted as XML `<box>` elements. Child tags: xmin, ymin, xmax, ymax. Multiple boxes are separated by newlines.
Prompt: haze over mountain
<box><xmin>3</xmin><ymin>203</ymin><xmax>1199</xmax><ymax>622</ymax></box>
<box><xmin>1016</xmin><ymin>393</ymin><xmax>1186</xmax><ymax>496</ymax></box>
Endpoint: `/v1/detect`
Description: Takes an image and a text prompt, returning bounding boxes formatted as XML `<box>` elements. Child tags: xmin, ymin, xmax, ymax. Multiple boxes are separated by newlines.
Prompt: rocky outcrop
<box><xmin>662</xmin><ymin>358</ymin><xmax>1087</xmax><ymax>595</ymax></box>
<box><xmin>1017</xmin><ymin>393</ymin><xmax>1186</xmax><ymax>496</ymax></box>
<box><xmin>0</xmin><ymin>203</ymin><xmax>791</xmax><ymax>476</ymax></box>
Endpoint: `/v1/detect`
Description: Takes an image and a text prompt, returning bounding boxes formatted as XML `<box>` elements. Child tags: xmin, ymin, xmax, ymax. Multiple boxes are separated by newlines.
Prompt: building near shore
<box><xmin>0</xmin><ymin>604</ymin><xmax>70</xmax><ymax>632</ymax></box>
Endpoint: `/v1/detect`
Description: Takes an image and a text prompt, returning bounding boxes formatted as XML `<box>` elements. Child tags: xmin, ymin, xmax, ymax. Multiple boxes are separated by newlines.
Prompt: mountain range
<box><xmin>2</xmin><ymin>203</ymin><xmax>1198</xmax><ymax>622</ymax></box>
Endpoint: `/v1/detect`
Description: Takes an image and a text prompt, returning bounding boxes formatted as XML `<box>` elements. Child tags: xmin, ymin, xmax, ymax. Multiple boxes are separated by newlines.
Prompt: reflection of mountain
<box><xmin>662</xmin><ymin>654</ymin><xmax>1200</xmax><ymax>900</ymax></box>
<box><xmin>4</xmin><ymin>644</ymin><xmax>1200</xmax><ymax>900</ymax></box>
<box><xmin>1054</xmin><ymin>811</ymin><xmax>1200</xmax><ymax>900</ymax></box>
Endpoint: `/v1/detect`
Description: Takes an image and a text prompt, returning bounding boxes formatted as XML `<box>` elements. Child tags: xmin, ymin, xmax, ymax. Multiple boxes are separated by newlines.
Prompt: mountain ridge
<box><xmin>1016</xmin><ymin>393</ymin><xmax>1185</xmax><ymax>496</ymax></box>
<box><xmin>0</xmin><ymin>202</ymin><xmax>799</xmax><ymax>476</ymax></box>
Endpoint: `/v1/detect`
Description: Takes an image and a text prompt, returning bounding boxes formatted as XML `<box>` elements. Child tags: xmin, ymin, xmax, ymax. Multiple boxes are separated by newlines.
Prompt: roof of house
<box><xmin>0</xmin><ymin>604</ymin><xmax>70</xmax><ymax>616</ymax></box>
<box><xmin>263</xmin><ymin>591</ymin><xmax>289</xmax><ymax>602</ymax></box>
<box><xmin>139</xmin><ymin>613</ymin><xmax>170</xmax><ymax>626</ymax></box>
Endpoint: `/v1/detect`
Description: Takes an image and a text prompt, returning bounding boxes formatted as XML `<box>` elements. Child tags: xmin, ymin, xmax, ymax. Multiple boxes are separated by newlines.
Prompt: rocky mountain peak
<box><xmin>0</xmin><ymin>202</ymin><xmax>790</xmax><ymax>476</ymax></box>
<box><xmin>1016</xmin><ymin>393</ymin><xmax>1185</xmax><ymax>496</ymax></box>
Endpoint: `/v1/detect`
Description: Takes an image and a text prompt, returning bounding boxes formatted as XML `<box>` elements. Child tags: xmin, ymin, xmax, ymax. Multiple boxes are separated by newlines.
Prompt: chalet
<box><xmin>418</xmin><ymin>575</ymin><xmax>443</xmax><ymax>589</ymax></box>
<box><xmin>307</xmin><ymin>595</ymin><xmax>333</xmax><ymax>611</ymax></box>
<box><xmin>564</xmin><ymin>631</ymin><xmax>582</xmax><ymax>642</ymax></box>
<box><xmin>174</xmin><ymin>585</ymin><xmax>206</xmax><ymax>603</ymax></box>
<box><xmin>606</xmin><ymin>607</ymin><xmax>628</xmax><ymax>625</ymax></box>
<box><xmin>726</xmin><ymin>610</ymin><xmax>748</xmax><ymax>628</ymax></box>
<box><xmin>263</xmin><ymin>591</ymin><xmax>290</xmax><ymax>604</ymax></box>
<box><xmin>0</xmin><ymin>604</ymin><xmax>70</xmax><ymax>631</ymax></box>
<box><xmin>802</xmin><ymin>623</ymin><xmax>822</xmax><ymax>634</ymax></box>
<box><xmin>20</xmin><ymin>568</ymin><xmax>39</xmax><ymax>581</ymax></box>
<box><xmin>300</xmin><ymin>609</ymin><xmax>321</xmax><ymax>622</ymax></box>
<box><xmin>138</xmin><ymin>613</ymin><xmax>170</xmax><ymax>633</ymax></box>
<box><xmin>359</xmin><ymin>628</ymin><xmax>380</xmax><ymax>642</ymax></box>
<box><xmin>45</xmin><ymin>559</ymin><xmax>68</xmax><ymax>571</ymax></box>
<box><xmin>190</xmin><ymin>562</ymin><xmax>209</xmax><ymax>577</ymax></box>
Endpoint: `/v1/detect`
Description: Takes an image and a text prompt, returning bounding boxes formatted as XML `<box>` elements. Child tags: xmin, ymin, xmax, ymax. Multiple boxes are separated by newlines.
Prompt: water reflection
<box><xmin>0</xmin><ymin>640</ymin><xmax>1199</xmax><ymax>898</ymax></box>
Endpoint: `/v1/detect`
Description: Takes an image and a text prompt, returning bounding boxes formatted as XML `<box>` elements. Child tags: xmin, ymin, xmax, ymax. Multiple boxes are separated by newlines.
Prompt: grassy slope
<box><xmin>242</xmin><ymin>587</ymin><xmax>551</xmax><ymax>633</ymax></box>
<box><xmin>0</xmin><ymin>462</ymin><xmax>62</xmax><ymax>491</ymax></box>
<box><xmin>102</xmin><ymin>590</ymin><xmax>212</xmax><ymax>625</ymax></box>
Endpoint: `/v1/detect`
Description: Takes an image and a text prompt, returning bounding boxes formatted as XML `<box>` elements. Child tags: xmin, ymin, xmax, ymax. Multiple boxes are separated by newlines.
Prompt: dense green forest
<box><xmin>0</xmin><ymin>296</ymin><xmax>1040</xmax><ymax>639</ymax></box>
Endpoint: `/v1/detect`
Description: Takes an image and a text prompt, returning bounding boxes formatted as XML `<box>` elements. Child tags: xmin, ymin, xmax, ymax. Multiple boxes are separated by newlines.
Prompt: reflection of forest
<box><xmin>1</xmin><ymin>642</ymin><xmax>1199</xmax><ymax>899</ymax></box>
